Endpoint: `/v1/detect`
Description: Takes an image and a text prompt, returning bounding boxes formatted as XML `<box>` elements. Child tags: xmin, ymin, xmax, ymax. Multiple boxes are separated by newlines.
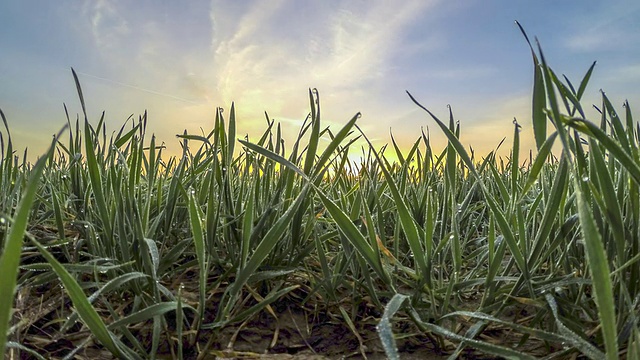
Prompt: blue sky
<box><xmin>1</xmin><ymin>1</ymin><xmax>639</xmax><ymax>160</ymax></box>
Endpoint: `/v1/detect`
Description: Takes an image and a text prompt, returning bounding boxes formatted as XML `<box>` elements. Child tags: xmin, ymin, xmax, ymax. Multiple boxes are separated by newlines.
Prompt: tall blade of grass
<box><xmin>527</xmin><ymin>154</ymin><xmax>569</xmax><ymax>270</ymax></box>
<box><xmin>572</xmin><ymin>164</ymin><xmax>619</xmax><ymax>359</ymax></box>
<box><xmin>510</xmin><ymin>119</ymin><xmax>521</xmax><ymax>205</ymax></box>
<box><xmin>536</xmin><ymin>40</ymin><xmax>573</xmax><ymax>153</ymax></box>
<box><xmin>228</xmin><ymin>102</ymin><xmax>236</xmax><ymax>165</ymax></box>
<box><xmin>241</xmin><ymin>180</ymin><xmax>255</xmax><ymax>270</ymax></box>
<box><xmin>589</xmin><ymin>137</ymin><xmax>626</xmax><ymax>264</ymax></box>
<box><xmin>303</xmin><ymin>89</ymin><xmax>320</xmax><ymax>175</ymax></box>
<box><xmin>188</xmin><ymin>190</ymin><xmax>207</xmax><ymax>334</ymax></box>
<box><xmin>390</xmin><ymin>130</ymin><xmax>405</xmax><ymax>165</ymax></box>
<box><xmin>0</xmin><ymin>134</ymin><xmax>56</xmax><ymax>356</ymax></box>
<box><xmin>72</xmin><ymin>71</ymin><xmax>113</xmax><ymax>240</ymax></box>
<box><xmin>516</xmin><ymin>21</ymin><xmax>546</xmax><ymax>150</ymax></box>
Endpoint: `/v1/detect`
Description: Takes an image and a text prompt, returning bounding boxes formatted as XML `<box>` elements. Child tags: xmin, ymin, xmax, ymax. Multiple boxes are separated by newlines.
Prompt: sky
<box><xmin>1</xmin><ymin>0</ymin><xmax>639</xmax><ymax>162</ymax></box>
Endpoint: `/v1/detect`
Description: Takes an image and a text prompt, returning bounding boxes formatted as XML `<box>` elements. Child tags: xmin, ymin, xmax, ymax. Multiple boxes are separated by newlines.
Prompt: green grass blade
<box><xmin>516</xmin><ymin>21</ymin><xmax>547</xmax><ymax>150</ymax></box>
<box><xmin>28</xmin><ymin>236</ymin><xmax>123</xmax><ymax>357</ymax></box>
<box><xmin>545</xmin><ymin>293</ymin><xmax>606</xmax><ymax>359</ymax></box>
<box><xmin>377</xmin><ymin>293</ymin><xmax>409</xmax><ymax>360</ymax></box>
<box><xmin>573</xmin><ymin>168</ymin><xmax>619</xmax><ymax>359</ymax></box>
<box><xmin>521</xmin><ymin>131</ymin><xmax>558</xmax><ymax>195</ymax></box>
<box><xmin>108</xmin><ymin>302</ymin><xmax>193</xmax><ymax>329</ymax></box>
<box><xmin>303</xmin><ymin>89</ymin><xmax>320</xmax><ymax>175</ymax></box>
<box><xmin>188</xmin><ymin>190</ymin><xmax>208</xmax><ymax>333</ymax></box>
<box><xmin>0</xmin><ymin>138</ymin><xmax>54</xmax><ymax>356</ymax></box>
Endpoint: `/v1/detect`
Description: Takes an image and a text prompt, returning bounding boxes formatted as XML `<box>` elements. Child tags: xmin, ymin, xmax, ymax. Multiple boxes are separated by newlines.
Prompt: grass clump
<box><xmin>1</xmin><ymin>31</ymin><xmax>640</xmax><ymax>359</ymax></box>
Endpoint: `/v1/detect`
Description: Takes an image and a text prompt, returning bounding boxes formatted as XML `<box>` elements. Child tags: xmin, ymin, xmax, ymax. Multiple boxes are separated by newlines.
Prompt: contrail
<box><xmin>75</xmin><ymin>71</ymin><xmax>200</xmax><ymax>105</ymax></box>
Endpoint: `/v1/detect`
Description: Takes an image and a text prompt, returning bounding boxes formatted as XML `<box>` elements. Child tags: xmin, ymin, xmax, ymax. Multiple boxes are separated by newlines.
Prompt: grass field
<box><xmin>2</xmin><ymin>32</ymin><xmax>640</xmax><ymax>359</ymax></box>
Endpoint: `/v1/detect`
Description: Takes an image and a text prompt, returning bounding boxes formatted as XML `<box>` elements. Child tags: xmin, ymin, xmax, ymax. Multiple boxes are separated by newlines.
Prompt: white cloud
<box><xmin>84</xmin><ymin>0</ymin><xmax>130</xmax><ymax>51</ymax></box>
<box><xmin>209</xmin><ymin>1</ymin><xmax>439</xmax><ymax>93</ymax></box>
<box><xmin>563</xmin><ymin>1</ymin><xmax>640</xmax><ymax>52</ymax></box>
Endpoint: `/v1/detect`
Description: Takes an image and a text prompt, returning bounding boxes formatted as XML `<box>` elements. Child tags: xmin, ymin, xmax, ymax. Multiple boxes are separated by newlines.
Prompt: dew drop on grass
<box><xmin>582</xmin><ymin>176</ymin><xmax>589</xmax><ymax>182</ymax></box>
<box><xmin>0</xmin><ymin>217</ymin><xmax>6</xmax><ymax>224</ymax></box>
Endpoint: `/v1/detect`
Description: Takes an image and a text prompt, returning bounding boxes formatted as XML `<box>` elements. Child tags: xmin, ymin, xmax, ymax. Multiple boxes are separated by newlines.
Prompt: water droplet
<box><xmin>582</xmin><ymin>176</ymin><xmax>589</xmax><ymax>182</ymax></box>
<box><xmin>0</xmin><ymin>217</ymin><xmax>6</xmax><ymax>224</ymax></box>
<box><xmin>83</xmin><ymin>224</ymin><xmax>89</xmax><ymax>229</ymax></box>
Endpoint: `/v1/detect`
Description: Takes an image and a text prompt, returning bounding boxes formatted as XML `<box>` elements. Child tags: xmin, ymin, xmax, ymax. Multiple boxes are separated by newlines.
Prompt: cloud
<box><xmin>84</xmin><ymin>0</ymin><xmax>130</xmax><ymax>51</ymax></box>
<box><xmin>563</xmin><ymin>1</ymin><xmax>640</xmax><ymax>52</ymax></box>
<box><xmin>209</xmin><ymin>1</ymin><xmax>438</xmax><ymax>100</ymax></box>
<box><xmin>603</xmin><ymin>63</ymin><xmax>640</xmax><ymax>84</ymax></box>
<box><xmin>205</xmin><ymin>0</ymin><xmax>442</xmax><ymax>144</ymax></box>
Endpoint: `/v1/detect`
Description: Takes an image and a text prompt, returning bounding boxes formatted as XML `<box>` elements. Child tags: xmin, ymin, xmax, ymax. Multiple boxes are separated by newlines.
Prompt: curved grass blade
<box><xmin>28</xmin><ymin>236</ymin><xmax>123</xmax><ymax>357</ymax></box>
<box><xmin>0</xmin><ymin>133</ymin><xmax>57</xmax><ymax>356</ymax></box>
<box><xmin>565</xmin><ymin>116</ymin><xmax>640</xmax><ymax>186</ymax></box>
<box><xmin>60</xmin><ymin>272</ymin><xmax>149</xmax><ymax>334</ymax></box>
<box><xmin>377</xmin><ymin>293</ymin><xmax>409</xmax><ymax>360</ymax></box>
<box><xmin>108</xmin><ymin>302</ymin><xmax>195</xmax><ymax>329</ymax></box>
<box><xmin>545</xmin><ymin>293</ymin><xmax>605</xmax><ymax>359</ymax></box>
<box><xmin>187</xmin><ymin>191</ymin><xmax>208</xmax><ymax>335</ymax></box>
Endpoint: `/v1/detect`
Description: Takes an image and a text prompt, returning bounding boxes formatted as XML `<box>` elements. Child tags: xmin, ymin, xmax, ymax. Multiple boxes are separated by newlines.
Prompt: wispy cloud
<box><xmin>563</xmin><ymin>1</ymin><xmax>640</xmax><ymax>52</ymax></box>
<box><xmin>84</xmin><ymin>0</ymin><xmax>130</xmax><ymax>51</ymax></box>
<box><xmin>208</xmin><ymin>1</ymin><xmax>439</xmax><ymax>114</ymax></box>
